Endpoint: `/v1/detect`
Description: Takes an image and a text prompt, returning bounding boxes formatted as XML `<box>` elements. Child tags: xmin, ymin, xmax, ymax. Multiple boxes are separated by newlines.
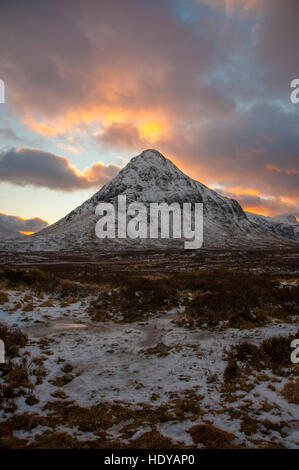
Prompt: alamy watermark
<box><xmin>0</xmin><ymin>79</ymin><xmax>5</xmax><ymax>104</ymax></box>
<box><xmin>290</xmin><ymin>79</ymin><xmax>299</xmax><ymax>104</ymax></box>
<box><xmin>291</xmin><ymin>338</ymin><xmax>299</xmax><ymax>364</ymax></box>
<box><xmin>0</xmin><ymin>340</ymin><xmax>4</xmax><ymax>363</ymax></box>
<box><xmin>95</xmin><ymin>195</ymin><xmax>203</xmax><ymax>249</ymax></box>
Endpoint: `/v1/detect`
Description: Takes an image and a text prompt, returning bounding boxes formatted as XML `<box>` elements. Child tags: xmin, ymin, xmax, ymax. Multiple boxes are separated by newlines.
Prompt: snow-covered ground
<box><xmin>0</xmin><ymin>286</ymin><xmax>298</xmax><ymax>448</ymax></box>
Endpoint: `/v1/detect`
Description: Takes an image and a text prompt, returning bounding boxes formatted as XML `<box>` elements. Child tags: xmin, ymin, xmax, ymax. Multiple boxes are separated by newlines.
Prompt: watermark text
<box><xmin>290</xmin><ymin>79</ymin><xmax>299</xmax><ymax>104</ymax></box>
<box><xmin>0</xmin><ymin>80</ymin><xmax>5</xmax><ymax>104</ymax></box>
<box><xmin>95</xmin><ymin>195</ymin><xmax>203</xmax><ymax>249</ymax></box>
<box><xmin>291</xmin><ymin>339</ymin><xmax>299</xmax><ymax>364</ymax></box>
<box><xmin>0</xmin><ymin>340</ymin><xmax>5</xmax><ymax>363</ymax></box>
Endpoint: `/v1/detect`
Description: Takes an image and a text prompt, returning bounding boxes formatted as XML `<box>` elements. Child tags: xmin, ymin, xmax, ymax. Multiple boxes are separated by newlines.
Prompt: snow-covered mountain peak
<box><xmin>117</xmin><ymin>148</ymin><xmax>190</xmax><ymax>185</ymax></box>
<box><xmin>95</xmin><ymin>149</ymin><xmax>203</xmax><ymax>206</ymax></box>
<box><xmin>128</xmin><ymin>149</ymin><xmax>171</xmax><ymax>168</ymax></box>
<box><xmin>122</xmin><ymin>149</ymin><xmax>185</xmax><ymax>181</ymax></box>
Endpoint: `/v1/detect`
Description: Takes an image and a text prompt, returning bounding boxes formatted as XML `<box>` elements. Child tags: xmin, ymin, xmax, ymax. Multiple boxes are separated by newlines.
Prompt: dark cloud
<box><xmin>0</xmin><ymin>0</ymin><xmax>237</xmax><ymax>121</ymax></box>
<box><xmin>217</xmin><ymin>191</ymin><xmax>299</xmax><ymax>219</ymax></box>
<box><xmin>133</xmin><ymin>102</ymin><xmax>299</xmax><ymax>200</ymax></box>
<box><xmin>99</xmin><ymin>99</ymin><xmax>299</xmax><ymax>208</ymax></box>
<box><xmin>97</xmin><ymin>122</ymin><xmax>148</xmax><ymax>150</ymax></box>
<box><xmin>0</xmin><ymin>148</ymin><xmax>120</xmax><ymax>191</ymax></box>
<box><xmin>0</xmin><ymin>212</ymin><xmax>48</xmax><ymax>233</ymax></box>
<box><xmin>254</xmin><ymin>0</ymin><xmax>299</xmax><ymax>94</ymax></box>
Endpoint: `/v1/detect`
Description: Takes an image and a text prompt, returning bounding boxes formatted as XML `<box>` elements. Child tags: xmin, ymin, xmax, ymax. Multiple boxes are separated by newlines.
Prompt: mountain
<box><xmin>246</xmin><ymin>211</ymin><xmax>299</xmax><ymax>242</ymax></box>
<box><xmin>0</xmin><ymin>149</ymin><xmax>297</xmax><ymax>252</ymax></box>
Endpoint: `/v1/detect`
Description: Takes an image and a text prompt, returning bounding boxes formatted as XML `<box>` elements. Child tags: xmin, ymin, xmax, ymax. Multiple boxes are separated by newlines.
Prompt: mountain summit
<box><xmin>0</xmin><ymin>149</ymin><xmax>296</xmax><ymax>252</ymax></box>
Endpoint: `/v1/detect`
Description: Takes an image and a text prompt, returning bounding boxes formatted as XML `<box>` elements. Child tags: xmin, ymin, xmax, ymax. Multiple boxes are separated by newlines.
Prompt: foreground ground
<box><xmin>0</xmin><ymin>251</ymin><xmax>299</xmax><ymax>448</ymax></box>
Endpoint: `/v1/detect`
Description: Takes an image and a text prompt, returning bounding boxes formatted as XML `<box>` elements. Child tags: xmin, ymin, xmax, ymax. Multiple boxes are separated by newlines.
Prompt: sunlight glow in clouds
<box><xmin>0</xmin><ymin>0</ymin><xmax>298</xmax><ymax>223</ymax></box>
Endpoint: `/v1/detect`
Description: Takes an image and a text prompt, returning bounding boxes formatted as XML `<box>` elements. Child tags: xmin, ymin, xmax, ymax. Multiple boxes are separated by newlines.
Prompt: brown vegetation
<box><xmin>188</xmin><ymin>424</ymin><xmax>236</xmax><ymax>448</ymax></box>
<box><xmin>281</xmin><ymin>378</ymin><xmax>299</xmax><ymax>404</ymax></box>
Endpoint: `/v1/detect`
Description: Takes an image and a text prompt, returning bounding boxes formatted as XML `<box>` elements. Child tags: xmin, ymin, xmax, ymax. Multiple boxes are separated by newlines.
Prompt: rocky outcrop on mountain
<box><xmin>0</xmin><ymin>149</ymin><xmax>296</xmax><ymax>252</ymax></box>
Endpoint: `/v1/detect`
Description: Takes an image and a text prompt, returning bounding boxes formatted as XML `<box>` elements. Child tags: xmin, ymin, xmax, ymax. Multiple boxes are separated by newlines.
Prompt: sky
<box><xmin>0</xmin><ymin>0</ymin><xmax>298</xmax><ymax>233</ymax></box>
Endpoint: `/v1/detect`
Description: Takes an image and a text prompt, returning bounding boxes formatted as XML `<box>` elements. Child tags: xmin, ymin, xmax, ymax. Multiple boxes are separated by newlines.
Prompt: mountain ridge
<box><xmin>246</xmin><ymin>211</ymin><xmax>299</xmax><ymax>242</ymax></box>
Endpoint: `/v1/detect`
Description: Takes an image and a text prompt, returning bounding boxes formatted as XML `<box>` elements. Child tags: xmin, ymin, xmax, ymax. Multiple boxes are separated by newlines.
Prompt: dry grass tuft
<box><xmin>223</xmin><ymin>359</ymin><xmax>240</xmax><ymax>382</ymax></box>
<box><xmin>281</xmin><ymin>378</ymin><xmax>299</xmax><ymax>404</ymax></box>
<box><xmin>225</xmin><ymin>331</ymin><xmax>299</xmax><ymax>376</ymax></box>
<box><xmin>0</xmin><ymin>292</ymin><xmax>9</xmax><ymax>304</ymax></box>
<box><xmin>188</xmin><ymin>424</ymin><xmax>236</xmax><ymax>448</ymax></box>
<box><xmin>40</xmin><ymin>300</ymin><xmax>54</xmax><ymax>307</ymax></box>
<box><xmin>128</xmin><ymin>431</ymin><xmax>184</xmax><ymax>449</ymax></box>
<box><xmin>0</xmin><ymin>323</ymin><xmax>28</xmax><ymax>358</ymax></box>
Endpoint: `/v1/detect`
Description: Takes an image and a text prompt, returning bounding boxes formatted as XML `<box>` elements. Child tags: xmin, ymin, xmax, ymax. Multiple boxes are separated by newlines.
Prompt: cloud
<box><xmin>200</xmin><ymin>0</ymin><xmax>263</xmax><ymax>15</ymax></box>
<box><xmin>90</xmin><ymin>101</ymin><xmax>299</xmax><ymax>214</ymax></box>
<box><xmin>97</xmin><ymin>122</ymin><xmax>149</xmax><ymax>150</ymax></box>
<box><xmin>83</xmin><ymin>161</ymin><xmax>121</xmax><ymax>184</ymax></box>
<box><xmin>216</xmin><ymin>191</ymin><xmax>299</xmax><ymax>218</ymax></box>
<box><xmin>254</xmin><ymin>1</ymin><xmax>299</xmax><ymax>95</ymax></box>
<box><xmin>0</xmin><ymin>213</ymin><xmax>48</xmax><ymax>234</ymax></box>
<box><xmin>0</xmin><ymin>148</ymin><xmax>120</xmax><ymax>191</ymax></box>
<box><xmin>0</xmin><ymin>128</ymin><xmax>28</xmax><ymax>145</ymax></box>
<box><xmin>0</xmin><ymin>0</ymin><xmax>236</xmax><ymax>131</ymax></box>
<box><xmin>130</xmin><ymin>102</ymin><xmax>299</xmax><ymax>199</ymax></box>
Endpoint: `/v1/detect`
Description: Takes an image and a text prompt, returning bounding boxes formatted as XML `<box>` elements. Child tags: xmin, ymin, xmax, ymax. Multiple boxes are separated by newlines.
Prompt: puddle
<box><xmin>136</xmin><ymin>310</ymin><xmax>180</xmax><ymax>348</ymax></box>
<box><xmin>23</xmin><ymin>309</ymin><xmax>180</xmax><ymax>347</ymax></box>
<box><xmin>23</xmin><ymin>319</ymin><xmax>105</xmax><ymax>337</ymax></box>
<box><xmin>52</xmin><ymin>323</ymin><xmax>87</xmax><ymax>330</ymax></box>
<box><xmin>138</xmin><ymin>323</ymin><xmax>162</xmax><ymax>348</ymax></box>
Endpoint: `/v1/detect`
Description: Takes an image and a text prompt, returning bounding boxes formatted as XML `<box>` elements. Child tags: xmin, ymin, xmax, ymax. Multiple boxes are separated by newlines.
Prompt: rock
<box><xmin>63</xmin><ymin>374</ymin><xmax>73</xmax><ymax>383</ymax></box>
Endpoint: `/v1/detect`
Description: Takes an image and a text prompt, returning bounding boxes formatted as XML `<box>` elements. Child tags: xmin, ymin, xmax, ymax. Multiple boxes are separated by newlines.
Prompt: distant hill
<box><xmin>246</xmin><ymin>212</ymin><xmax>299</xmax><ymax>242</ymax></box>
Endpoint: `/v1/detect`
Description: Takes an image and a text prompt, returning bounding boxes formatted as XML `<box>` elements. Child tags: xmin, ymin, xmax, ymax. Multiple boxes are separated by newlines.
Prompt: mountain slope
<box><xmin>0</xmin><ymin>149</ymin><xmax>296</xmax><ymax>252</ymax></box>
<box><xmin>246</xmin><ymin>212</ymin><xmax>299</xmax><ymax>242</ymax></box>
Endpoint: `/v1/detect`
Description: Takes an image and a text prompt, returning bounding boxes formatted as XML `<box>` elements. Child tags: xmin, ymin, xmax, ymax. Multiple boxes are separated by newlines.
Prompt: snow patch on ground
<box><xmin>1</xmin><ymin>287</ymin><xmax>299</xmax><ymax>448</ymax></box>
